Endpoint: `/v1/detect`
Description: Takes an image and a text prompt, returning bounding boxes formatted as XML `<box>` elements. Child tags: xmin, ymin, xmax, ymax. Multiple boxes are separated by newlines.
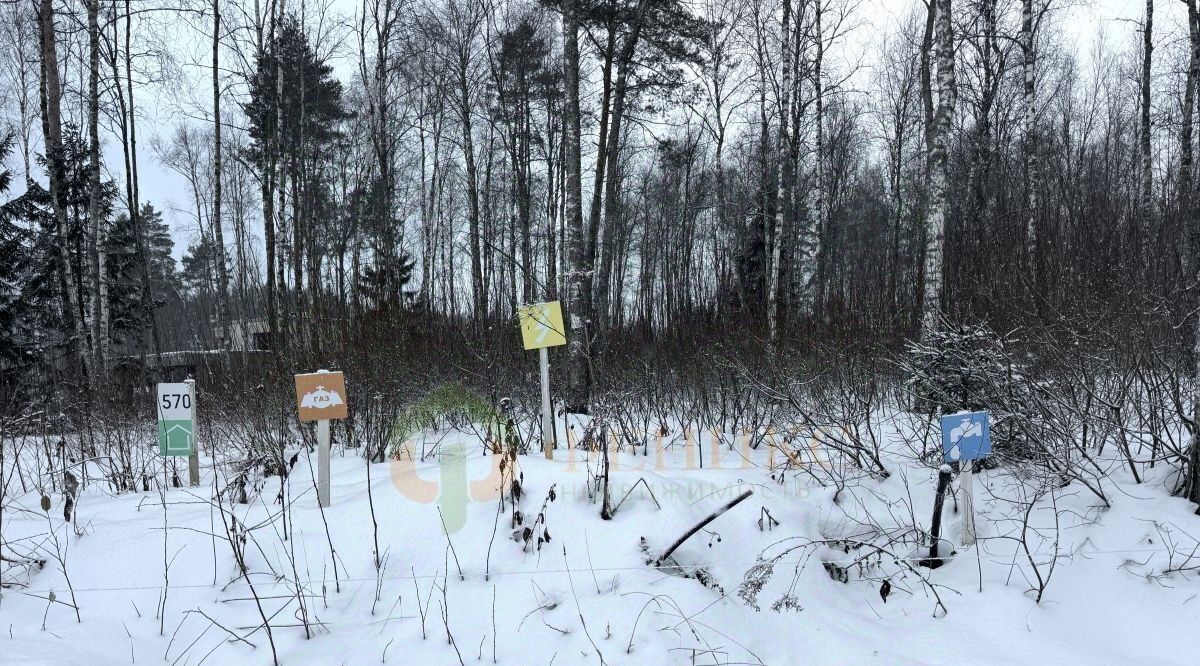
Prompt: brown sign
<box><xmin>295</xmin><ymin>371</ymin><xmax>349</xmax><ymax>421</ymax></box>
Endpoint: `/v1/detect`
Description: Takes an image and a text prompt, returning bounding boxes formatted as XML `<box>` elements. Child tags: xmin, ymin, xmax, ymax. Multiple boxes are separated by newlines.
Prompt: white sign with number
<box><xmin>157</xmin><ymin>382</ymin><xmax>195</xmax><ymax>457</ymax></box>
<box><xmin>157</xmin><ymin>383</ymin><xmax>194</xmax><ymax>420</ymax></box>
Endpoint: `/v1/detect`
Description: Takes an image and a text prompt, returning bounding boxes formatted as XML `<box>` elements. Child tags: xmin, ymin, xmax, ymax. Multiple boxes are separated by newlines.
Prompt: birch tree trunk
<box><xmin>263</xmin><ymin>0</ymin><xmax>282</xmax><ymax>343</ymax></box>
<box><xmin>756</xmin><ymin>34</ymin><xmax>770</xmax><ymax>313</ymax></box>
<box><xmin>87</xmin><ymin>0</ymin><xmax>109</xmax><ymax>377</ymax></box>
<box><xmin>274</xmin><ymin>0</ymin><xmax>289</xmax><ymax>341</ymax></box>
<box><xmin>1022</xmin><ymin>0</ymin><xmax>1038</xmax><ymax>286</ymax></box>
<box><xmin>545</xmin><ymin>82</ymin><xmax>559</xmax><ymax>301</ymax></box>
<box><xmin>804</xmin><ymin>0</ymin><xmax>825</xmax><ymax>318</ymax></box>
<box><xmin>916</xmin><ymin>0</ymin><xmax>935</xmax><ymax>335</ymax></box>
<box><xmin>1180</xmin><ymin>1</ymin><xmax>1197</xmax><ymax>207</ymax></box>
<box><xmin>562</xmin><ymin>0</ymin><xmax>590</xmax><ymax>413</ymax></box>
<box><xmin>39</xmin><ymin>0</ymin><xmax>92</xmax><ymax>380</ymax></box>
<box><xmin>767</xmin><ymin>0</ymin><xmax>793</xmax><ymax>346</ymax></box>
<box><xmin>213</xmin><ymin>0</ymin><xmax>232</xmax><ymax>353</ymax></box>
<box><xmin>921</xmin><ymin>0</ymin><xmax>955</xmax><ymax>340</ymax></box>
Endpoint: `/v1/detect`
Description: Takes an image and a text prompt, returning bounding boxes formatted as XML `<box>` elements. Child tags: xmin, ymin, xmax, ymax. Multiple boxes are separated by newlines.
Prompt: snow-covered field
<box><xmin>2</xmin><ymin>414</ymin><xmax>1198</xmax><ymax>665</ymax></box>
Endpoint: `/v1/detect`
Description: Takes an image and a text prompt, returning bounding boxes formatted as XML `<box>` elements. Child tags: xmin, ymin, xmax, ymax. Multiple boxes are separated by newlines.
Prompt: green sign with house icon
<box><xmin>158</xmin><ymin>420</ymin><xmax>194</xmax><ymax>456</ymax></box>
<box><xmin>157</xmin><ymin>383</ymin><xmax>195</xmax><ymax>456</ymax></box>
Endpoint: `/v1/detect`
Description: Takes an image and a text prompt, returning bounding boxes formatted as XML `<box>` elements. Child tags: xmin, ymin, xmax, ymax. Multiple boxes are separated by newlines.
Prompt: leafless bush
<box><xmin>982</xmin><ymin>470</ymin><xmax>1071</xmax><ymax>604</ymax></box>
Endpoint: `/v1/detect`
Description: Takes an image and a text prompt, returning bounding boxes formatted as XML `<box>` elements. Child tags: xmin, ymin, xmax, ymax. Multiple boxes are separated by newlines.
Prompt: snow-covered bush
<box><xmin>901</xmin><ymin>319</ymin><xmax>1055</xmax><ymax>464</ymax></box>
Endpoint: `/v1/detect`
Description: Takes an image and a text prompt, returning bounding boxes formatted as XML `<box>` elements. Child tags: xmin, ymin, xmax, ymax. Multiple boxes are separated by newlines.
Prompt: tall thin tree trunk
<box><xmin>806</xmin><ymin>1</ymin><xmax>825</xmax><ymax>318</ymax></box>
<box><xmin>124</xmin><ymin>0</ymin><xmax>160</xmax><ymax>362</ymax></box>
<box><xmin>921</xmin><ymin>0</ymin><xmax>956</xmax><ymax>340</ymax></box>
<box><xmin>274</xmin><ymin>0</ymin><xmax>289</xmax><ymax>345</ymax></box>
<box><xmin>213</xmin><ymin>0</ymin><xmax>231</xmax><ymax>353</ymax></box>
<box><xmin>586</xmin><ymin>31</ymin><xmax>616</xmax><ymax>277</ymax></box>
<box><xmin>767</xmin><ymin>0</ymin><xmax>792</xmax><ymax>346</ymax></box>
<box><xmin>1183</xmin><ymin>1</ymin><xmax>1198</xmax><ymax>208</ymax></box>
<box><xmin>562</xmin><ymin>0</ymin><xmax>589</xmax><ymax>413</ymax></box>
<box><xmin>1140</xmin><ymin>0</ymin><xmax>1154</xmax><ymax>247</ymax></box>
<box><xmin>263</xmin><ymin>0</ymin><xmax>282</xmax><ymax>346</ymax></box>
<box><xmin>87</xmin><ymin>0</ymin><xmax>108</xmax><ymax>378</ymax></box>
<box><xmin>757</xmin><ymin>65</ymin><xmax>770</xmax><ymax>313</ymax></box>
<box><xmin>1183</xmin><ymin>0</ymin><xmax>1200</xmax><ymax>506</ymax></box>
<box><xmin>39</xmin><ymin>0</ymin><xmax>91</xmax><ymax>380</ymax></box>
<box><xmin>916</xmin><ymin>0</ymin><xmax>936</xmax><ymax>333</ymax></box>
<box><xmin>545</xmin><ymin>90</ymin><xmax>559</xmax><ymax>301</ymax></box>
<box><xmin>518</xmin><ymin>74</ymin><xmax>534</xmax><ymax>305</ymax></box>
<box><xmin>109</xmin><ymin>0</ymin><xmax>139</xmax><ymax>358</ymax></box>
<box><xmin>594</xmin><ymin>14</ymin><xmax>645</xmax><ymax>329</ymax></box>
<box><xmin>1023</xmin><ymin>0</ymin><xmax>1039</xmax><ymax>290</ymax></box>
<box><xmin>459</xmin><ymin>65</ymin><xmax>486</xmax><ymax>323</ymax></box>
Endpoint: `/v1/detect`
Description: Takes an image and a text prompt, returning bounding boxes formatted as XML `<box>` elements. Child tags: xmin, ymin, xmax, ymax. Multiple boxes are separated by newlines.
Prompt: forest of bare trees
<box><xmin>1</xmin><ymin>0</ymin><xmax>1199</xmax><ymax>501</ymax></box>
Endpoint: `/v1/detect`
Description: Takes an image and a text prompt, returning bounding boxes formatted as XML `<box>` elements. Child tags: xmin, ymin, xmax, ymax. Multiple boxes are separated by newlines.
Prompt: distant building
<box><xmin>217</xmin><ymin>318</ymin><xmax>272</xmax><ymax>352</ymax></box>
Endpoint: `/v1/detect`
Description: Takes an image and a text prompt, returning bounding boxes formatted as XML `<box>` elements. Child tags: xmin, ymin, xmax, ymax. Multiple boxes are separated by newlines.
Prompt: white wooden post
<box><xmin>318</xmin><ymin>418</ymin><xmax>331</xmax><ymax>507</ymax></box>
<box><xmin>317</xmin><ymin>368</ymin><xmax>332</xmax><ymax>508</ymax></box>
<box><xmin>185</xmin><ymin>378</ymin><xmax>199</xmax><ymax>486</ymax></box>
<box><xmin>541</xmin><ymin>347</ymin><xmax>554</xmax><ymax>459</ymax></box>
<box><xmin>960</xmin><ymin>460</ymin><xmax>976</xmax><ymax>546</ymax></box>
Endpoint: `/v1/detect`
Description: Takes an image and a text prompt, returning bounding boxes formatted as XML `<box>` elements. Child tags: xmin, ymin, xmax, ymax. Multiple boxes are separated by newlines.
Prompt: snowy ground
<box><xmin>2</xmin><ymin>413</ymin><xmax>1198</xmax><ymax>665</ymax></box>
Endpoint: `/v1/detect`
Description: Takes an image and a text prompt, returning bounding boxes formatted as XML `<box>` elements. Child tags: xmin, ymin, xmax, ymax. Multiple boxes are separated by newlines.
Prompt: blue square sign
<box><xmin>941</xmin><ymin>411</ymin><xmax>991</xmax><ymax>463</ymax></box>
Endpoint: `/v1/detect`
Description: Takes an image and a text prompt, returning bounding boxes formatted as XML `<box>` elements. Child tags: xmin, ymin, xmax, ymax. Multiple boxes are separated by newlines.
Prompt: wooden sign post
<box><xmin>185</xmin><ymin>379</ymin><xmax>199</xmax><ymax>486</ymax></box>
<box><xmin>295</xmin><ymin>370</ymin><xmax>349</xmax><ymax>508</ymax></box>
<box><xmin>941</xmin><ymin>411</ymin><xmax>991</xmax><ymax>547</ymax></box>
<box><xmin>518</xmin><ymin>301</ymin><xmax>567</xmax><ymax>459</ymax></box>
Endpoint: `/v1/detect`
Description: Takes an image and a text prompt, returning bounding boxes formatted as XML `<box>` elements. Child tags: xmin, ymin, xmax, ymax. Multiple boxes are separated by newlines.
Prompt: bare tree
<box><xmin>767</xmin><ymin>0</ymin><xmax>793</xmax><ymax>347</ymax></box>
<box><xmin>1022</xmin><ymin>0</ymin><xmax>1039</xmax><ymax>286</ymax></box>
<box><xmin>1140</xmin><ymin>0</ymin><xmax>1153</xmax><ymax>247</ymax></box>
<box><xmin>561</xmin><ymin>0</ymin><xmax>588</xmax><ymax>413</ymax></box>
<box><xmin>920</xmin><ymin>0</ymin><xmax>956</xmax><ymax>341</ymax></box>
<box><xmin>213</xmin><ymin>0</ymin><xmax>232</xmax><ymax>352</ymax></box>
<box><xmin>38</xmin><ymin>0</ymin><xmax>92</xmax><ymax>379</ymax></box>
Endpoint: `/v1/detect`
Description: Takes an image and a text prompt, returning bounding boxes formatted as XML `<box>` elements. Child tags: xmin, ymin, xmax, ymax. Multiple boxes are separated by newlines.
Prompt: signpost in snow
<box><xmin>518</xmin><ymin>301</ymin><xmax>566</xmax><ymax>459</ymax></box>
<box><xmin>157</xmin><ymin>381</ymin><xmax>199</xmax><ymax>485</ymax></box>
<box><xmin>941</xmin><ymin>411</ymin><xmax>990</xmax><ymax>547</ymax></box>
<box><xmin>295</xmin><ymin>370</ymin><xmax>349</xmax><ymax>508</ymax></box>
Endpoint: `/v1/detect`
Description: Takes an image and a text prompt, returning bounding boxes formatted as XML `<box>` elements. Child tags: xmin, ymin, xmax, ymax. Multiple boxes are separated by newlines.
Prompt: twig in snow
<box><xmin>563</xmin><ymin>544</ymin><xmax>606</xmax><ymax>666</ymax></box>
<box><xmin>439</xmin><ymin>507</ymin><xmax>466</xmax><ymax>581</ymax></box>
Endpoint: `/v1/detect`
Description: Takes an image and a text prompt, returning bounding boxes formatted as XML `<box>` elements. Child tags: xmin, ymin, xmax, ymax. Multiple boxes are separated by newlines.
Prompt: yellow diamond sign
<box><xmin>518</xmin><ymin>301</ymin><xmax>566</xmax><ymax>350</ymax></box>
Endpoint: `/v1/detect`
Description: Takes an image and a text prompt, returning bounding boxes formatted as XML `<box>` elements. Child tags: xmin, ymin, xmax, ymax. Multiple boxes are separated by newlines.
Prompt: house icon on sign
<box><xmin>162</xmin><ymin>423</ymin><xmax>193</xmax><ymax>455</ymax></box>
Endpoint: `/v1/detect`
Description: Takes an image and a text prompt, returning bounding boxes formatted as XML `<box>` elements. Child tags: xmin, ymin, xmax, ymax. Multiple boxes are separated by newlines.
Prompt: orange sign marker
<box><xmin>295</xmin><ymin>371</ymin><xmax>349</xmax><ymax>421</ymax></box>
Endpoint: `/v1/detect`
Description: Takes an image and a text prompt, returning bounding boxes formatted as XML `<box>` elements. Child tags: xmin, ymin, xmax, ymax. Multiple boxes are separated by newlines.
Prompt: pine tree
<box><xmin>182</xmin><ymin>235</ymin><xmax>231</xmax><ymax>300</ymax></box>
<box><xmin>0</xmin><ymin>132</ymin><xmax>31</xmax><ymax>363</ymax></box>
<box><xmin>106</xmin><ymin>203</ymin><xmax>178</xmax><ymax>346</ymax></box>
<box><xmin>349</xmin><ymin>179</ymin><xmax>416</xmax><ymax>314</ymax></box>
<box><xmin>243</xmin><ymin>15</ymin><xmax>349</xmax><ymax>298</ymax></box>
<box><xmin>17</xmin><ymin>127</ymin><xmax>118</xmax><ymax>362</ymax></box>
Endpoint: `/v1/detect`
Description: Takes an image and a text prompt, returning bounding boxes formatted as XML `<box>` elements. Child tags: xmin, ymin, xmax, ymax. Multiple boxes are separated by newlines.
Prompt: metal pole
<box><xmin>318</xmin><ymin>418</ymin><xmax>331</xmax><ymax>507</ymax></box>
<box><xmin>540</xmin><ymin>346</ymin><xmax>553</xmax><ymax>459</ymax></box>
<box><xmin>960</xmin><ymin>460</ymin><xmax>976</xmax><ymax>546</ymax></box>
<box><xmin>185</xmin><ymin>378</ymin><xmax>199</xmax><ymax>486</ymax></box>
